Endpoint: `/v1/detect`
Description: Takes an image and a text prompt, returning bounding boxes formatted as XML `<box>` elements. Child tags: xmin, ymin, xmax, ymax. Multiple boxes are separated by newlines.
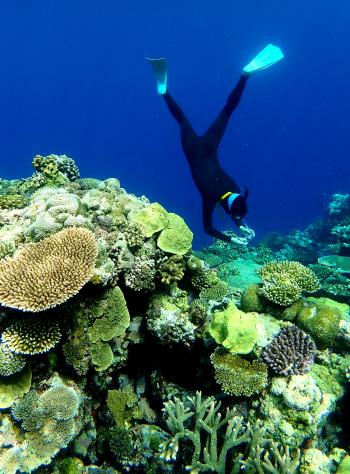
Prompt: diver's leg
<box><xmin>163</xmin><ymin>92</ymin><xmax>197</xmax><ymax>151</ymax></box>
<box><xmin>202</xmin><ymin>74</ymin><xmax>248</xmax><ymax>149</ymax></box>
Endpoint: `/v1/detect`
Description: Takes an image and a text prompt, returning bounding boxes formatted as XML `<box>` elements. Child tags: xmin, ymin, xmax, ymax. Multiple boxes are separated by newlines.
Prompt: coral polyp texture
<box><xmin>1</xmin><ymin>158</ymin><xmax>350</xmax><ymax>473</ymax></box>
<box><xmin>0</xmin><ymin>227</ymin><xmax>98</xmax><ymax>311</ymax></box>
<box><xmin>1</xmin><ymin>318</ymin><xmax>61</xmax><ymax>355</ymax></box>
<box><xmin>262</xmin><ymin>324</ymin><xmax>316</xmax><ymax>376</ymax></box>
<box><xmin>258</xmin><ymin>260</ymin><xmax>320</xmax><ymax>306</ymax></box>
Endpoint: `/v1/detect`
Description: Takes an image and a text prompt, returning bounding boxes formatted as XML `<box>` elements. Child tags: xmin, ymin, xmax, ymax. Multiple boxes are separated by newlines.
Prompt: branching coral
<box><xmin>258</xmin><ymin>261</ymin><xmax>320</xmax><ymax>306</ymax></box>
<box><xmin>262</xmin><ymin>325</ymin><xmax>316</xmax><ymax>376</ymax></box>
<box><xmin>160</xmin><ymin>391</ymin><xmax>251</xmax><ymax>472</ymax></box>
<box><xmin>0</xmin><ymin>342</ymin><xmax>26</xmax><ymax>376</ymax></box>
<box><xmin>0</xmin><ymin>227</ymin><xmax>98</xmax><ymax>311</ymax></box>
<box><xmin>124</xmin><ymin>255</ymin><xmax>156</xmax><ymax>291</ymax></box>
<box><xmin>159</xmin><ymin>255</ymin><xmax>186</xmax><ymax>285</ymax></box>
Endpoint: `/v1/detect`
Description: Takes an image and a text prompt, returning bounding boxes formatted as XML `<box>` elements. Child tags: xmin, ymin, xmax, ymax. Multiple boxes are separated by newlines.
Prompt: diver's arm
<box><xmin>202</xmin><ymin>201</ymin><xmax>231</xmax><ymax>243</ymax></box>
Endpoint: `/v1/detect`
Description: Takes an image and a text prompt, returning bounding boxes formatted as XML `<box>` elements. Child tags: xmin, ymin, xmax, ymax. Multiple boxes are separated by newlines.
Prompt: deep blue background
<box><xmin>0</xmin><ymin>1</ymin><xmax>349</xmax><ymax>248</ymax></box>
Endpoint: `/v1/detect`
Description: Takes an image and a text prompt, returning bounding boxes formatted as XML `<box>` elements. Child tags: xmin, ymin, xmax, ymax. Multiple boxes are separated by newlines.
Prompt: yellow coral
<box><xmin>258</xmin><ymin>261</ymin><xmax>320</xmax><ymax>306</ymax></box>
<box><xmin>0</xmin><ymin>227</ymin><xmax>98</xmax><ymax>312</ymax></box>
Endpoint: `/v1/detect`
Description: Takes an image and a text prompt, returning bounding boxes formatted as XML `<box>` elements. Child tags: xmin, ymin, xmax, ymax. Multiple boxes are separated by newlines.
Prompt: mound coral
<box><xmin>296</xmin><ymin>298</ymin><xmax>341</xmax><ymax>349</ymax></box>
<box><xmin>0</xmin><ymin>227</ymin><xmax>98</xmax><ymax>311</ymax></box>
<box><xmin>2</xmin><ymin>317</ymin><xmax>61</xmax><ymax>354</ymax></box>
<box><xmin>262</xmin><ymin>325</ymin><xmax>316</xmax><ymax>376</ymax></box>
<box><xmin>258</xmin><ymin>260</ymin><xmax>320</xmax><ymax>306</ymax></box>
<box><xmin>157</xmin><ymin>213</ymin><xmax>193</xmax><ymax>255</ymax></box>
<box><xmin>210</xmin><ymin>348</ymin><xmax>268</xmax><ymax>397</ymax></box>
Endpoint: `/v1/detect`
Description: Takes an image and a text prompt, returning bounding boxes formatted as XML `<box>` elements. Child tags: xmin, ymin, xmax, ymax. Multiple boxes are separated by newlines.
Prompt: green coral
<box><xmin>107</xmin><ymin>386</ymin><xmax>140</xmax><ymax>428</ymax></box>
<box><xmin>0</xmin><ymin>193</ymin><xmax>29</xmax><ymax>209</ymax></box>
<box><xmin>9</xmin><ymin>375</ymin><xmax>83</xmax><ymax>464</ymax></box>
<box><xmin>108</xmin><ymin>427</ymin><xmax>133</xmax><ymax>462</ymax></box>
<box><xmin>87</xmin><ymin>287</ymin><xmax>130</xmax><ymax>343</ymax></box>
<box><xmin>337</xmin><ymin>455</ymin><xmax>350</xmax><ymax>474</ymax></box>
<box><xmin>160</xmin><ymin>391</ymin><xmax>252</xmax><ymax>473</ymax></box>
<box><xmin>210</xmin><ymin>348</ymin><xmax>268</xmax><ymax>397</ymax></box>
<box><xmin>191</xmin><ymin>268</ymin><xmax>219</xmax><ymax>291</ymax></box>
<box><xmin>208</xmin><ymin>301</ymin><xmax>259</xmax><ymax>354</ymax></box>
<box><xmin>58</xmin><ymin>457</ymin><xmax>85</xmax><ymax>474</ymax></box>
<box><xmin>0</xmin><ymin>342</ymin><xmax>26</xmax><ymax>376</ymax></box>
<box><xmin>130</xmin><ymin>202</ymin><xmax>169</xmax><ymax>237</ymax></box>
<box><xmin>90</xmin><ymin>340</ymin><xmax>114</xmax><ymax>371</ymax></box>
<box><xmin>258</xmin><ymin>261</ymin><xmax>320</xmax><ymax>306</ymax></box>
<box><xmin>63</xmin><ymin>287</ymin><xmax>130</xmax><ymax>373</ymax></box>
<box><xmin>297</xmin><ymin>298</ymin><xmax>341</xmax><ymax>349</ymax></box>
<box><xmin>199</xmin><ymin>280</ymin><xmax>230</xmax><ymax>301</ymax></box>
<box><xmin>157</xmin><ymin>213</ymin><xmax>193</xmax><ymax>255</ymax></box>
<box><xmin>0</xmin><ymin>365</ymin><xmax>32</xmax><ymax>409</ymax></box>
<box><xmin>241</xmin><ymin>284</ymin><xmax>265</xmax><ymax>313</ymax></box>
<box><xmin>159</xmin><ymin>255</ymin><xmax>185</xmax><ymax>285</ymax></box>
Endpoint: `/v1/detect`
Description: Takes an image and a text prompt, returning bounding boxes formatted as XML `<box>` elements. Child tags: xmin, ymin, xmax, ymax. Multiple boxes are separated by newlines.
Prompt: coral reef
<box><xmin>0</xmin><ymin>158</ymin><xmax>349</xmax><ymax>473</ymax></box>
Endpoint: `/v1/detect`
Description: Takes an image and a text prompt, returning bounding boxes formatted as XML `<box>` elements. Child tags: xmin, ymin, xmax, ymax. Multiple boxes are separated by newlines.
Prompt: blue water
<box><xmin>0</xmin><ymin>1</ymin><xmax>349</xmax><ymax>248</ymax></box>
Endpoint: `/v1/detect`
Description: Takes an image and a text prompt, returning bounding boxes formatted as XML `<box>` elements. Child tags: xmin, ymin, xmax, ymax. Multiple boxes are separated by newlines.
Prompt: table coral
<box><xmin>0</xmin><ymin>227</ymin><xmax>98</xmax><ymax>311</ymax></box>
<box><xmin>210</xmin><ymin>348</ymin><xmax>268</xmax><ymax>397</ymax></box>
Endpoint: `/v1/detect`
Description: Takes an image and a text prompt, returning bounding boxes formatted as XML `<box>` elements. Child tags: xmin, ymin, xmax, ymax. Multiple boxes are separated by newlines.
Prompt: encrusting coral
<box><xmin>0</xmin><ymin>227</ymin><xmax>98</xmax><ymax>311</ymax></box>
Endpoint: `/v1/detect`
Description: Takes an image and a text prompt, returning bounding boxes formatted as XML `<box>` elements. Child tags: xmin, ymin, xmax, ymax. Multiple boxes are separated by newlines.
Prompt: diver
<box><xmin>147</xmin><ymin>44</ymin><xmax>284</xmax><ymax>245</ymax></box>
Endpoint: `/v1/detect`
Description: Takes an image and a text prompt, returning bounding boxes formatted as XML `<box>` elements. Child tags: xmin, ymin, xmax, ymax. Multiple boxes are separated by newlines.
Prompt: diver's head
<box><xmin>230</xmin><ymin>187</ymin><xmax>248</xmax><ymax>223</ymax></box>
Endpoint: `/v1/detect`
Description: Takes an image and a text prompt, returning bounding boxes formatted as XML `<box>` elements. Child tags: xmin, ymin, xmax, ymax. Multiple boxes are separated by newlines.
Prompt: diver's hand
<box><xmin>230</xmin><ymin>235</ymin><xmax>249</xmax><ymax>246</ymax></box>
<box><xmin>239</xmin><ymin>225</ymin><xmax>255</xmax><ymax>242</ymax></box>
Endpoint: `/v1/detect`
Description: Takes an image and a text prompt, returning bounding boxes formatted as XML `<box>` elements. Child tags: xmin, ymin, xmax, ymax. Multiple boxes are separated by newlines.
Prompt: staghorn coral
<box><xmin>262</xmin><ymin>324</ymin><xmax>316</xmax><ymax>376</ymax></box>
<box><xmin>0</xmin><ymin>227</ymin><xmax>98</xmax><ymax>312</ymax></box>
<box><xmin>2</xmin><ymin>317</ymin><xmax>61</xmax><ymax>355</ymax></box>
<box><xmin>210</xmin><ymin>348</ymin><xmax>268</xmax><ymax>397</ymax></box>
<box><xmin>258</xmin><ymin>260</ymin><xmax>320</xmax><ymax>306</ymax></box>
<box><xmin>160</xmin><ymin>391</ymin><xmax>254</xmax><ymax>473</ymax></box>
<box><xmin>0</xmin><ymin>342</ymin><xmax>26</xmax><ymax>376</ymax></box>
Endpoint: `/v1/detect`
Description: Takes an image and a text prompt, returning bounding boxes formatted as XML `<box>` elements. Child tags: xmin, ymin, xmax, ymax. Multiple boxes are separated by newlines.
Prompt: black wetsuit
<box><xmin>163</xmin><ymin>74</ymin><xmax>248</xmax><ymax>243</ymax></box>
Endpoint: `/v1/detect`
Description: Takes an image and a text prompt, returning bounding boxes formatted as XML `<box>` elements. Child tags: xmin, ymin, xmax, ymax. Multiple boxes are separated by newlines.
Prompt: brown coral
<box><xmin>2</xmin><ymin>318</ymin><xmax>62</xmax><ymax>355</ymax></box>
<box><xmin>0</xmin><ymin>227</ymin><xmax>98</xmax><ymax>312</ymax></box>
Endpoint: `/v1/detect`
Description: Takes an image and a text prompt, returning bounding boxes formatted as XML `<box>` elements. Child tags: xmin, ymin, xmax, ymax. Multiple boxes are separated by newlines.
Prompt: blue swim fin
<box><xmin>243</xmin><ymin>44</ymin><xmax>284</xmax><ymax>75</ymax></box>
<box><xmin>146</xmin><ymin>57</ymin><xmax>168</xmax><ymax>95</ymax></box>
